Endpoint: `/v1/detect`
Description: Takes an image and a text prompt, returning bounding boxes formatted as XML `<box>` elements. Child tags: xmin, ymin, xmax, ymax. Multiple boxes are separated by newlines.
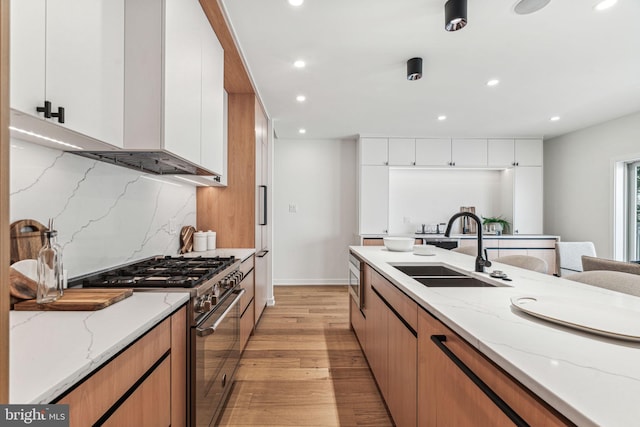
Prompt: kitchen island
<box><xmin>350</xmin><ymin>245</ymin><xmax>640</xmax><ymax>427</ymax></box>
<box><xmin>9</xmin><ymin>292</ymin><xmax>189</xmax><ymax>404</ymax></box>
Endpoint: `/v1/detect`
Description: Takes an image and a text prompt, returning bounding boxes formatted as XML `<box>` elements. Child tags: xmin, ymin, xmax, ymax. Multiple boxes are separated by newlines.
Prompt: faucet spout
<box><xmin>444</xmin><ymin>212</ymin><xmax>492</xmax><ymax>273</ymax></box>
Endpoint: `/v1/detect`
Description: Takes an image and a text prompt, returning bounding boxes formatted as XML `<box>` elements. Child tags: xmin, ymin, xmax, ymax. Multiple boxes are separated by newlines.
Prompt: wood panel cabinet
<box><xmin>350</xmin><ymin>297</ymin><xmax>366</xmax><ymax>348</ymax></box>
<box><xmin>10</xmin><ymin>0</ymin><xmax>125</xmax><ymax>147</ymax></box>
<box><xmin>418</xmin><ymin>308</ymin><xmax>570</xmax><ymax>426</ymax></box>
<box><xmin>56</xmin><ymin>306</ymin><xmax>187</xmax><ymax>427</ymax></box>
<box><xmin>362</xmin><ymin>266</ymin><xmax>417</xmax><ymax>427</ymax></box>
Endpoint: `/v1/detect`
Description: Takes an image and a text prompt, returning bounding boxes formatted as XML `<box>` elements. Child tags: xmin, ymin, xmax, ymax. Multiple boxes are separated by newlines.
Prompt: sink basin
<box><xmin>391</xmin><ymin>263</ymin><xmax>506</xmax><ymax>288</ymax></box>
<box><xmin>393</xmin><ymin>265</ymin><xmax>465</xmax><ymax>277</ymax></box>
<box><xmin>413</xmin><ymin>277</ymin><xmax>497</xmax><ymax>288</ymax></box>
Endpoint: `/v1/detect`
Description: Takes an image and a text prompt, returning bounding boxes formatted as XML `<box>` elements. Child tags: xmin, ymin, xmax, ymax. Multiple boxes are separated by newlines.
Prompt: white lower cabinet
<box><xmin>359</xmin><ymin>166</ymin><xmax>389</xmax><ymax>234</ymax></box>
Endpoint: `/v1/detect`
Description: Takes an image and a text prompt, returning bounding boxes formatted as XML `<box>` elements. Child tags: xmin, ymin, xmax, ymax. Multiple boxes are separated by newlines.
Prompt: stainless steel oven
<box><xmin>193</xmin><ymin>288</ymin><xmax>245</xmax><ymax>427</ymax></box>
<box><xmin>349</xmin><ymin>253</ymin><xmax>363</xmax><ymax>309</ymax></box>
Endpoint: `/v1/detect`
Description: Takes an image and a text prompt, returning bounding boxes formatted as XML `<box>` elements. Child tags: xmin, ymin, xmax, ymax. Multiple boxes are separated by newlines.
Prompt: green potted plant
<box><xmin>481</xmin><ymin>216</ymin><xmax>511</xmax><ymax>235</ymax></box>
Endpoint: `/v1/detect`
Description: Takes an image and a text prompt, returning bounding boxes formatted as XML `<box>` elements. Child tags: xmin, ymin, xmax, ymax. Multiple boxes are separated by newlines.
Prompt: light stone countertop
<box><xmin>9</xmin><ymin>292</ymin><xmax>189</xmax><ymax>404</ymax></box>
<box><xmin>350</xmin><ymin>245</ymin><xmax>640</xmax><ymax>427</ymax></box>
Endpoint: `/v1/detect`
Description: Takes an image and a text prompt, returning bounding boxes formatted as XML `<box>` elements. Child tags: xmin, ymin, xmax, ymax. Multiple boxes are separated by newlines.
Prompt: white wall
<box><xmin>544</xmin><ymin>111</ymin><xmax>640</xmax><ymax>258</ymax></box>
<box><xmin>388</xmin><ymin>168</ymin><xmax>509</xmax><ymax>234</ymax></box>
<box><xmin>10</xmin><ymin>138</ymin><xmax>196</xmax><ymax>278</ymax></box>
<box><xmin>274</xmin><ymin>138</ymin><xmax>356</xmax><ymax>285</ymax></box>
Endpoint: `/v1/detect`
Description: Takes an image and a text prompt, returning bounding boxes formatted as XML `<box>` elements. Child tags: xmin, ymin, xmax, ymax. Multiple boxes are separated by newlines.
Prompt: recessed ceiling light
<box><xmin>438</xmin><ymin>115</ymin><xmax>447</xmax><ymax>121</ymax></box>
<box><xmin>296</xmin><ymin>95</ymin><xmax>306</xmax><ymax>102</ymax></box>
<box><xmin>288</xmin><ymin>0</ymin><xmax>304</xmax><ymax>5</ymax></box>
<box><xmin>550</xmin><ymin>116</ymin><xmax>560</xmax><ymax>121</ymax></box>
<box><xmin>293</xmin><ymin>60</ymin><xmax>306</xmax><ymax>68</ymax></box>
<box><xmin>594</xmin><ymin>0</ymin><xmax>617</xmax><ymax>11</ymax></box>
<box><xmin>299</xmin><ymin>128</ymin><xmax>306</xmax><ymax>134</ymax></box>
<box><xmin>486</xmin><ymin>79</ymin><xmax>500</xmax><ymax>87</ymax></box>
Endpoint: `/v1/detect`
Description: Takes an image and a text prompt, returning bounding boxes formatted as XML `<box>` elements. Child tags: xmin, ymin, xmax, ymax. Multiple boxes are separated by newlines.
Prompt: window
<box><xmin>628</xmin><ymin>161</ymin><xmax>640</xmax><ymax>261</ymax></box>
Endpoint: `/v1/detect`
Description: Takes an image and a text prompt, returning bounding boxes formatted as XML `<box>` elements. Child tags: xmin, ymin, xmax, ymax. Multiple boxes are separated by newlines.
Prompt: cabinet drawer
<box><xmin>350</xmin><ymin>297</ymin><xmax>366</xmax><ymax>348</ymax></box>
<box><xmin>240</xmin><ymin>269</ymin><xmax>255</xmax><ymax>313</ymax></box>
<box><xmin>370</xmin><ymin>268</ymin><xmax>418</xmax><ymax>331</ymax></box>
<box><xmin>241</xmin><ymin>299</ymin><xmax>255</xmax><ymax>352</ymax></box>
<box><xmin>57</xmin><ymin>318</ymin><xmax>171</xmax><ymax>426</ymax></box>
<box><xmin>418</xmin><ymin>309</ymin><xmax>570</xmax><ymax>426</ymax></box>
<box><xmin>102</xmin><ymin>357</ymin><xmax>171</xmax><ymax>426</ymax></box>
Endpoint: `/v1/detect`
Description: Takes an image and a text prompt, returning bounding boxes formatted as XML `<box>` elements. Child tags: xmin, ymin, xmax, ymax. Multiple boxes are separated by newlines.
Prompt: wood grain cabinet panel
<box><xmin>57</xmin><ymin>307</ymin><xmax>188</xmax><ymax>427</ymax></box>
<box><xmin>171</xmin><ymin>306</ymin><xmax>187</xmax><ymax>427</ymax></box>
<box><xmin>417</xmin><ymin>308</ymin><xmax>571</xmax><ymax>426</ymax></box>
<box><xmin>370</xmin><ymin>268</ymin><xmax>417</xmax><ymax>331</ymax></box>
<box><xmin>103</xmin><ymin>357</ymin><xmax>171</xmax><ymax>427</ymax></box>
<box><xmin>240</xmin><ymin>298</ymin><xmax>255</xmax><ymax>352</ymax></box>
<box><xmin>349</xmin><ymin>297</ymin><xmax>366</xmax><ymax>349</ymax></box>
<box><xmin>365</xmin><ymin>289</ymin><xmax>389</xmax><ymax>399</ymax></box>
<box><xmin>387</xmin><ymin>311</ymin><xmax>417</xmax><ymax>427</ymax></box>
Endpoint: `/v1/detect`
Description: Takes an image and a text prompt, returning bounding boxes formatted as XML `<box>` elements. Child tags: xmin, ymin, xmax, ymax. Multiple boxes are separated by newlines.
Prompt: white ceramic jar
<box><xmin>193</xmin><ymin>231</ymin><xmax>207</xmax><ymax>252</ymax></box>
<box><xmin>207</xmin><ymin>231</ymin><xmax>216</xmax><ymax>250</ymax></box>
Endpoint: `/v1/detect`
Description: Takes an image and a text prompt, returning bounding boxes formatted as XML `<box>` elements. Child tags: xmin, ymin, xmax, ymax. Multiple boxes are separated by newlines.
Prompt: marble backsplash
<box><xmin>10</xmin><ymin>138</ymin><xmax>197</xmax><ymax>278</ymax></box>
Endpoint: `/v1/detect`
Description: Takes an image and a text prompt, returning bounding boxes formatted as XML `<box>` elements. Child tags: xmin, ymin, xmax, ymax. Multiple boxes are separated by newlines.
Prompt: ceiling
<box><xmin>219</xmin><ymin>0</ymin><xmax>640</xmax><ymax>140</ymax></box>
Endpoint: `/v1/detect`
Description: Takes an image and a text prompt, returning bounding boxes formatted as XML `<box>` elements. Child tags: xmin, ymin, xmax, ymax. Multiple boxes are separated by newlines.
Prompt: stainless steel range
<box><xmin>71</xmin><ymin>255</ymin><xmax>249</xmax><ymax>426</ymax></box>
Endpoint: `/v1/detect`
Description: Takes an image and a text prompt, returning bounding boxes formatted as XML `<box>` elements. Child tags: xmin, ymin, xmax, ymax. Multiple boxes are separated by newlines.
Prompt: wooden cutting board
<box><xmin>179</xmin><ymin>225</ymin><xmax>196</xmax><ymax>254</ymax></box>
<box><xmin>13</xmin><ymin>288</ymin><xmax>133</xmax><ymax>311</ymax></box>
<box><xmin>10</xmin><ymin>219</ymin><xmax>48</xmax><ymax>264</ymax></box>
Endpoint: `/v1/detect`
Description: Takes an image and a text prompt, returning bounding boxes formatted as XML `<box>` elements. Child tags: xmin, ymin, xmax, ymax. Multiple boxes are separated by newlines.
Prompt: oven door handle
<box><xmin>196</xmin><ymin>289</ymin><xmax>246</xmax><ymax>337</ymax></box>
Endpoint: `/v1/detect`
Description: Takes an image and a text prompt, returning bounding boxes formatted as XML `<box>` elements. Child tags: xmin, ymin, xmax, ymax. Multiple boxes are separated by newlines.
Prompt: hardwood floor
<box><xmin>218</xmin><ymin>285</ymin><xmax>393</xmax><ymax>426</ymax></box>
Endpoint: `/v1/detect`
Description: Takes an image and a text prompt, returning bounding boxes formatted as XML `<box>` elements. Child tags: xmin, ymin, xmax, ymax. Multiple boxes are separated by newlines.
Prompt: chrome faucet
<box><xmin>444</xmin><ymin>212</ymin><xmax>492</xmax><ymax>273</ymax></box>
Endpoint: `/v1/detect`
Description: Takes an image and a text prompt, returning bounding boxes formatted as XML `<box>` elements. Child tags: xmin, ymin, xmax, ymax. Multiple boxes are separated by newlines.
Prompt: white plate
<box><xmin>511</xmin><ymin>295</ymin><xmax>640</xmax><ymax>342</ymax></box>
<box><xmin>413</xmin><ymin>252</ymin><xmax>436</xmax><ymax>256</ymax></box>
<box><xmin>11</xmin><ymin>259</ymin><xmax>38</xmax><ymax>281</ymax></box>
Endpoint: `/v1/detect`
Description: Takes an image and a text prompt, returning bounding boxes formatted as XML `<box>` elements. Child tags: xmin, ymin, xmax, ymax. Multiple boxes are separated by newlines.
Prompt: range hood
<box><xmin>71</xmin><ymin>150</ymin><xmax>219</xmax><ymax>177</ymax></box>
<box><xmin>10</xmin><ymin>110</ymin><xmax>221</xmax><ymax>180</ymax></box>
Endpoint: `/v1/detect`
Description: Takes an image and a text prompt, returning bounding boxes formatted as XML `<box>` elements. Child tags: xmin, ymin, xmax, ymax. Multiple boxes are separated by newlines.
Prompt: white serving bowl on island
<box><xmin>383</xmin><ymin>237</ymin><xmax>414</xmax><ymax>252</ymax></box>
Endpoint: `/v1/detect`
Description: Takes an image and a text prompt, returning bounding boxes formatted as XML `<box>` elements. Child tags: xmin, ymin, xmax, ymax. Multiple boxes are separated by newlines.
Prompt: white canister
<box><xmin>207</xmin><ymin>230</ymin><xmax>216</xmax><ymax>250</ymax></box>
<box><xmin>193</xmin><ymin>231</ymin><xmax>207</xmax><ymax>252</ymax></box>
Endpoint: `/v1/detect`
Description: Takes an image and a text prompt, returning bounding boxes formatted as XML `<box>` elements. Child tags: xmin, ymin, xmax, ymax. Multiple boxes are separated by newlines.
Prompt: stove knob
<box><xmin>194</xmin><ymin>297</ymin><xmax>212</xmax><ymax>313</ymax></box>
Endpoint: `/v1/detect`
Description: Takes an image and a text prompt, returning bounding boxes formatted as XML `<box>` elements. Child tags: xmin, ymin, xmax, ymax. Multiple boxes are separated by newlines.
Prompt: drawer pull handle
<box><xmin>430</xmin><ymin>335</ymin><xmax>529</xmax><ymax>427</ymax></box>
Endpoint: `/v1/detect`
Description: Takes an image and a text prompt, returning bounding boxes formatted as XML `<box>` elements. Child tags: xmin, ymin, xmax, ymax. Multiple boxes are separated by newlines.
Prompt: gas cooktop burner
<box><xmin>75</xmin><ymin>255</ymin><xmax>236</xmax><ymax>289</ymax></box>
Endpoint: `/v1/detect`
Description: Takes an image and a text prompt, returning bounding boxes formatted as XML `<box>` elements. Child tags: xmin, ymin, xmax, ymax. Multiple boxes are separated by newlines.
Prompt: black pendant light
<box><xmin>407</xmin><ymin>58</ymin><xmax>423</xmax><ymax>81</ymax></box>
<box><xmin>445</xmin><ymin>0</ymin><xmax>467</xmax><ymax>31</ymax></box>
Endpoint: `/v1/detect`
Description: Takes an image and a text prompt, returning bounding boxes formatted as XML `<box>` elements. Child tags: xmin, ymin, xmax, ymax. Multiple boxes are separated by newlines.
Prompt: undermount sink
<box><xmin>413</xmin><ymin>276</ymin><xmax>497</xmax><ymax>288</ymax></box>
<box><xmin>392</xmin><ymin>264</ymin><xmax>506</xmax><ymax>288</ymax></box>
<box><xmin>393</xmin><ymin>265</ymin><xmax>466</xmax><ymax>277</ymax></box>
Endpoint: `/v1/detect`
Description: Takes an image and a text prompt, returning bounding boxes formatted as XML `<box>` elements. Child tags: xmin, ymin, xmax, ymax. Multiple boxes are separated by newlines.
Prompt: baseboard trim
<box><xmin>274</xmin><ymin>279</ymin><xmax>348</xmax><ymax>286</ymax></box>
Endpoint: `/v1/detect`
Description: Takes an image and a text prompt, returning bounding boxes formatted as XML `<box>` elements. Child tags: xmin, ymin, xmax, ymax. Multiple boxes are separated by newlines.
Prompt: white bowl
<box><xmin>383</xmin><ymin>237</ymin><xmax>414</xmax><ymax>252</ymax></box>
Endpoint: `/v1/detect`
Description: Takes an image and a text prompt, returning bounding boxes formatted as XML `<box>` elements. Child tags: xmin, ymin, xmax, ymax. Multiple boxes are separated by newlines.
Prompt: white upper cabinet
<box><xmin>515</xmin><ymin>139</ymin><xmax>543</xmax><ymax>166</ymax></box>
<box><xmin>488</xmin><ymin>138</ymin><xmax>543</xmax><ymax>167</ymax></box>
<box><xmin>487</xmin><ymin>139</ymin><xmax>515</xmax><ymax>167</ymax></box>
<box><xmin>451</xmin><ymin>138</ymin><xmax>488</xmax><ymax>167</ymax></box>
<box><xmin>361</xmin><ymin>138</ymin><xmax>389</xmax><ymax>165</ymax></box>
<box><xmin>164</xmin><ymin>0</ymin><xmax>203</xmax><ymax>164</ymax></box>
<box><xmin>388</xmin><ymin>138</ymin><xmax>415</xmax><ymax>166</ymax></box>
<box><xmin>124</xmin><ymin>0</ymin><xmax>225</xmax><ymax>175</ymax></box>
<box><xmin>415</xmin><ymin>138</ymin><xmax>451</xmax><ymax>166</ymax></box>
<box><xmin>11</xmin><ymin>0</ymin><xmax>125</xmax><ymax>147</ymax></box>
<box><xmin>200</xmin><ymin>17</ymin><xmax>225</xmax><ymax>175</ymax></box>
